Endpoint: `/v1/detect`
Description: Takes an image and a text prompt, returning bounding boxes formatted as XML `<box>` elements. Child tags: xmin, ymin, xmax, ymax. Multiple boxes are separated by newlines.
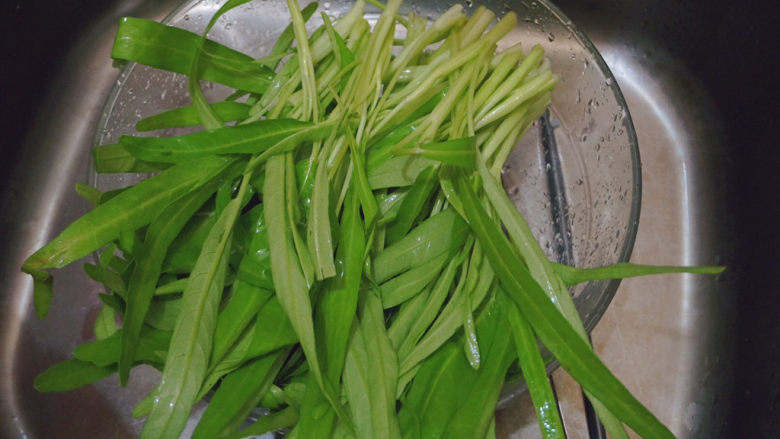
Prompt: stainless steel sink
<box><xmin>0</xmin><ymin>0</ymin><xmax>776</xmax><ymax>438</ymax></box>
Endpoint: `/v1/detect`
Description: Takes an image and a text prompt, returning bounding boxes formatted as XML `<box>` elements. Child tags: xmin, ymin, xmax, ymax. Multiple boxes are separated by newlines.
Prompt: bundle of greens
<box><xmin>22</xmin><ymin>0</ymin><xmax>723</xmax><ymax>438</ymax></box>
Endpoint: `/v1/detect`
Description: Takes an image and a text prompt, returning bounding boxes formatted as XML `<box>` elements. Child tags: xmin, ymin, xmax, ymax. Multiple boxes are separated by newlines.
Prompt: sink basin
<box><xmin>0</xmin><ymin>1</ymin><xmax>776</xmax><ymax>438</ymax></box>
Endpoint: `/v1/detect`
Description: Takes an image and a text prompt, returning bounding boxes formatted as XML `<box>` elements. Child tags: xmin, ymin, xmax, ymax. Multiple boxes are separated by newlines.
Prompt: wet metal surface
<box><xmin>497</xmin><ymin>33</ymin><xmax>734</xmax><ymax>436</ymax></box>
<box><xmin>1</xmin><ymin>0</ymin><xmax>775</xmax><ymax>437</ymax></box>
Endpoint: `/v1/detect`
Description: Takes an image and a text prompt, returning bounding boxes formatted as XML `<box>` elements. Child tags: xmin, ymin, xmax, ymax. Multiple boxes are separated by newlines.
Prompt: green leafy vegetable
<box><xmin>120</xmin><ymin>119</ymin><xmax>314</xmax><ymax>163</ymax></box>
<box><xmin>112</xmin><ymin>17</ymin><xmax>274</xmax><ymax>94</ymax></box>
<box><xmin>34</xmin><ymin>359</ymin><xmax>115</xmax><ymax>393</ymax></box>
<box><xmin>25</xmin><ymin>2</ymin><xmax>724</xmax><ymax>438</ymax></box>
<box><xmin>454</xmin><ymin>171</ymin><xmax>675</xmax><ymax>439</ymax></box>
<box><xmin>142</xmin><ymin>175</ymin><xmax>251</xmax><ymax>439</ymax></box>
<box><xmin>506</xmin><ymin>296</ymin><xmax>565</xmax><ymax>439</ymax></box>
<box><xmin>136</xmin><ymin>102</ymin><xmax>252</xmax><ymax>132</ymax></box>
<box><xmin>23</xmin><ymin>156</ymin><xmax>238</xmax><ymax>272</ymax></box>
<box><xmin>553</xmin><ymin>261</ymin><xmax>725</xmax><ymax>286</ymax></box>
<box><xmin>192</xmin><ymin>350</ymin><xmax>288</xmax><ymax>439</ymax></box>
<box><xmin>120</xmin><ymin>175</ymin><xmax>234</xmax><ymax>385</ymax></box>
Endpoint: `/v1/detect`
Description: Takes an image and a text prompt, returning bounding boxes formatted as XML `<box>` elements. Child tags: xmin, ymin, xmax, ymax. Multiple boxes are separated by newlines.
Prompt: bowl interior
<box><xmin>95</xmin><ymin>0</ymin><xmax>639</xmax><ymax>335</ymax></box>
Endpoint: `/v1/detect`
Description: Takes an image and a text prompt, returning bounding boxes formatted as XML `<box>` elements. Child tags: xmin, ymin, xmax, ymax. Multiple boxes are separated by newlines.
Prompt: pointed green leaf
<box><xmin>367</xmin><ymin>154</ymin><xmax>438</xmax><ymax>189</ymax></box>
<box><xmin>440</xmin><ymin>294</ymin><xmax>515</xmax><ymax>439</ymax></box>
<box><xmin>384</xmin><ymin>165</ymin><xmax>437</xmax><ymax>245</ymax></box>
<box><xmin>192</xmin><ymin>350</ymin><xmax>287</xmax><ymax>439</ymax></box>
<box><xmin>316</xmin><ymin>188</ymin><xmax>364</xmax><ymax>382</ymax></box>
<box><xmin>22</xmin><ymin>156</ymin><xmax>238</xmax><ymax>273</ymax></box>
<box><xmin>142</xmin><ymin>179</ymin><xmax>247</xmax><ymax>439</ymax></box>
<box><xmin>91</xmin><ymin>143</ymin><xmax>170</xmax><ymax>173</ymax></box>
<box><xmin>119</xmin><ymin>166</ymin><xmax>238</xmax><ymax>385</ymax></box>
<box><xmin>552</xmin><ymin>261</ymin><xmax>725</xmax><ymax>286</ymax></box>
<box><xmin>358</xmin><ymin>290</ymin><xmax>402</xmax><ymax>439</ymax></box>
<box><xmin>397</xmin><ymin>137</ymin><xmax>476</xmax><ymax>169</ymax></box>
<box><xmin>34</xmin><ymin>359</ymin><xmax>115</xmax><ymax>393</ymax></box>
<box><xmin>210</xmin><ymin>280</ymin><xmax>273</xmax><ymax>366</ymax></box>
<box><xmin>112</xmin><ymin>17</ymin><xmax>274</xmax><ymax>94</ymax></box>
<box><xmin>136</xmin><ymin>101</ymin><xmax>252</xmax><ymax>132</ymax></box>
<box><xmin>263</xmin><ymin>155</ymin><xmax>324</xmax><ymax>392</ymax></box>
<box><xmin>454</xmin><ymin>172</ymin><xmax>675</xmax><ymax>439</ymax></box>
<box><xmin>120</xmin><ymin>119</ymin><xmax>313</xmax><ymax>163</ymax></box>
<box><xmin>505</xmin><ymin>296</ymin><xmax>565</xmax><ymax>439</ymax></box>
<box><xmin>373</xmin><ymin>208</ymin><xmax>467</xmax><ymax>283</ymax></box>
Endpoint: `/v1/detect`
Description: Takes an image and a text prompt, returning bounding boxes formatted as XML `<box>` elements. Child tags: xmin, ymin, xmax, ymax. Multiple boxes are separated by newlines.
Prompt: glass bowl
<box><xmin>93</xmin><ymin>0</ymin><xmax>640</xmax><ymax>416</ymax></box>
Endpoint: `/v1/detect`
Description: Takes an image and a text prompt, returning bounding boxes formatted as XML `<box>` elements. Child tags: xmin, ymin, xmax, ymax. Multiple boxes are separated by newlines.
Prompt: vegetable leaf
<box><xmin>396</xmin><ymin>137</ymin><xmax>477</xmax><ymax>169</ymax></box>
<box><xmin>553</xmin><ymin>261</ymin><xmax>725</xmax><ymax>286</ymax></box>
<box><xmin>23</xmin><ymin>156</ymin><xmax>238</xmax><ymax>272</ymax></box>
<box><xmin>120</xmin><ymin>119</ymin><xmax>313</xmax><ymax>163</ymax></box>
<box><xmin>506</xmin><ymin>296</ymin><xmax>565</xmax><ymax>439</ymax></box>
<box><xmin>119</xmin><ymin>175</ymin><xmax>232</xmax><ymax>385</ymax></box>
<box><xmin>192</xmin><ymin>350</ymin><xmax>287</xmax><ymax>439</ymax></box>
<box><xmin>141</xmin><ymin>177</ymin><xmax>249</xmax><ymax>439</ymax></box>
<box><xmin>34</xmin><ymin>359</ymin><xmax>115</xmax><ymax>393</ymax></box>
<box><xmin>454</xmin><ymin>172</ymin><xmax>675</xmax><ymax>439</ymax></box>
<box><xmin>136</xmin><ymin>102</ymin><xmax>252</xmax><ymax>132</ymax></box>
<box><xmin>112</xmin><ymin>17</ymin><xmax>274</xmax><ymax>94</ymax></box>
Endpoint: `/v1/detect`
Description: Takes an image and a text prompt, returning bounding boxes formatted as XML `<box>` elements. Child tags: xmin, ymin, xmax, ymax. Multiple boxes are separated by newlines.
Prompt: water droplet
<box><xmin>581</xmin><ymin>134</ymin><xmax>587</xmax><ymax>142</ymax></box>
<box><xmin>595</xmin><ymin>143</ymin><xmax>601</xmax><ymax>151</ymax></box>
<box><xmin>547</xmin><ymin>33</ymin><xmax>555</xmax><ymax>42</ymax></box>
<box><xmin>183</xmin><ymin>14</ymin><xmax>190</xmax><ymax>21</ymax></box>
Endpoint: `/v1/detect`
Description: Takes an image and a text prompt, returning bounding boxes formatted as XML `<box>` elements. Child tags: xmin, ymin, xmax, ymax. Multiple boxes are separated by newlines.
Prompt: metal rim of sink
<box><xmin>13</xmin><ymin>0</ymin><xmax>748</xmax><ymax>439</ymax></box>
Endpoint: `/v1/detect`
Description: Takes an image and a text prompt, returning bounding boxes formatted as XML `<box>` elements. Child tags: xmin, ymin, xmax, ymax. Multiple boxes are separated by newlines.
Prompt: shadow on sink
<box><xmin>0</xmin><ymin>0</ymin><xmax>776</xmax><ymax>438</ymax></box>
